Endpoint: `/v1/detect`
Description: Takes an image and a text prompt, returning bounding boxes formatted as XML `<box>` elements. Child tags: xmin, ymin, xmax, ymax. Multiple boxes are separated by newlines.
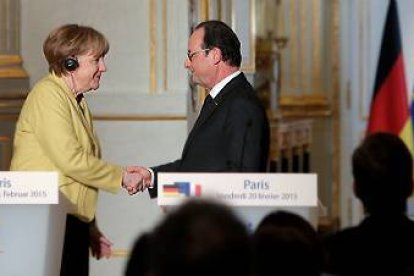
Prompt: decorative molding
<box><xmin>93</xmin><ymin>114</ymin><xmax>186</xmax><ymax>121</ymax></box>
<box><xmin>0</xmin><ymin>106</ymin><xmax>188</xmax><ymax>122</ymax></box>
<box><xmin>0</xmin><ymin>99</ymin><xmax>25</xmax><ymax>107</ymax></box>
<box><xmin>0</xmin><ymin>0</ymin><xmax>20</xmax><ymax>53</ymax></box>
<box><xmin>245</xmin><ymin>0</ymin><xmax>256</xmax><ymax>73</ymax></box>
<box><xmin>311</xmin><ymin>0</ymin><xmax>321</xmax><ymax>89</ymax></box>
<box><xmin>0</xmin><ymin>136</ymin><xmax>11</xmax><ymax>142</ymax></box>
<box><xmin>358</xmin><ymin>0</ymin><xmax>370</xmax><ymax>122</ymax></box>
<box><xmin>0</xmin><ymin>98</ymin><xmax>26</xmax><ymax>118</ymax></box>
<box><xmin>279</xmin><ymin>94</ymin><xmax>329</xmax><ymax>107</ymax></box>
<box><xmin>300</xmin><ymin>0</ymin><xmax>306</xmax><ymax>85</ymax></box>
<box><xmin>0</xmin><ymin>114</ymin><xmax>18</xmax><ymax>121</ymax></box>
<box><xmin>163</xmin><ymin>0</ymin><xmax>168</xmax><ymax>91</ymax></box>
<box><xmin>0</xmin><ymin>55</ymin><xmax>23</xmax><ymax>65</ymax></box>
<box><xmin>275</xmin><ymin>94</ymin><xmax>332</xmax><ymax>118</ymax></box>
<box><xmin>0</xmin><ymin>55</ymin><xmax>28</xmax><ymax>78</ymax></box>
<box><xmin>149</xmin><ymin>0</ymin><xmax>157</xmax><ymax>93</ymax></box>
<box><xmin>217</xmin><ymin>0</ymin><xmax>222</xmax><ymax>19</ymax></box>
<box><xmin>272</xmin><ymin>109</ymin><xmax>332</xmax><ymax>119</ymax></box>
<box><xmin>331</xmin><ymin>0</ymin><xmax>340</xmax><ymax>220</ymax></box>
<box><xmin>0</xmin><ymin>114</ymin><xmax>187</xmax><ymax>122</ymax></box>
<box><xmin>200</xmin><ymin>0</ymin><xmax>209</xmax><ymax>21</ymax></box>
<box><xmin>286</xmin><ymin>0</ymin><xmax>298</xmax><ymax>89</ymax></box>
<box><xmin>0</xmin><ymin>135</ymin><xmax>11</xmax><ymax>171</ymax></box>
<box><xmin>280</xmin><ymin>0</ymin><xmax>328</xmax><ymax>99</ymax></box>
<box><xmin>149</xmin><ymin>0</ymin><xmax>169</xmax><ymax>93</ymax></box>
<box><xmin>85</xmin><ymin>93</ymin><xmax>187</xmax><ymax>116</ymax></box>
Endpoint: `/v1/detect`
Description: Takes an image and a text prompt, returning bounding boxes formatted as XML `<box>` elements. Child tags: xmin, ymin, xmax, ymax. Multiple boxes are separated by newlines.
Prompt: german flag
<box><xmin>162</xmin><ymin>182</ymin><xmax>190</xmax><ymax>197</ymax></box>
<box><xmin>367</xmin><ymin>0</ymin><xmax>414</xmax><ymax>155</ymax></box>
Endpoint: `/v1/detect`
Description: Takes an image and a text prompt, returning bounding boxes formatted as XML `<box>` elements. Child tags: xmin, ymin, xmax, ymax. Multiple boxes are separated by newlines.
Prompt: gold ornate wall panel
<box><xmin>0</xmin><ymin>0</ymin><xmax>27</xmax><ymax>79</ymax></box>
<box><xmin>255</xmin><ymin>0</ymin><xmax>340</xmax><ymax>223</ymax></box>
<box><xmin>0</xmin><ymin>55</ymin><xmax>28</xmax><ymax>79</ymax></box>
<box><xmin>281</xmin><ymin>1</ymin><xmax>319</xmax><ymax>95</ymax></box>
<box><xmin>255</xmin><ymin>0</ymin><xmax>335</xmax><ymax>117</ymax></box>
<box><xmin>0</xmin><ymin>0</ymin><xmax>29</xmax><ymax>170</ymax></box>
<box><xmin>330</xmin><ymin>0</ymin><xmax>340</xmax><ymax>225</ymax></box>
<box><xmin>149</xmin><ymin>0</ymin><xmax>169</xmax><ymax>94</ymax></box>
<box><xmin>150</xmin><ymin>0</ymin><xmax>188</xmax><ymax>95</ymax></box>
<box><xmin>0</xmin><ymin>136</ymin><xmax>11</xmax><ymax>170</ymax></box>
<box><xmin>149</xmin><ymin>0</ymin><xmax>157</xmax><ymax>93</ymax></box>
<box><xmin>0</xmin><ymin>0</ymin><xmax>29</xmax><ymax>90</ymax></box>
<box><xmin>0</xmin><ymin>0</ymin><xmax>20</xmax><ymax>54</ymax></box>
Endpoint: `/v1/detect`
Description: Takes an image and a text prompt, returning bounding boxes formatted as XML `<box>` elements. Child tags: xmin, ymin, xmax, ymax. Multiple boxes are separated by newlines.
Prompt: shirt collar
<box><xmin>209</xmin><ymin>71</ymin><xmax>241</xmax><ymax>99</ymax></box>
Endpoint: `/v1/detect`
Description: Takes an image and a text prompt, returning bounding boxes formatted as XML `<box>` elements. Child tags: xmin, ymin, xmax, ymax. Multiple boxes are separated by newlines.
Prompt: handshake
<box><xmin>121</xmin><ymin>166</ymin><xmax>152</xmax><ymax>195</ymax></box>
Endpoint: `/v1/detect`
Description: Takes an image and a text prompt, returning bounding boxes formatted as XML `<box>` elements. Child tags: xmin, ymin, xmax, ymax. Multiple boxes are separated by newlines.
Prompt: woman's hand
<box><xmin>89</xmin><ymin>222</ymin><xmax>113</xmax><ymax>259</ymax></box>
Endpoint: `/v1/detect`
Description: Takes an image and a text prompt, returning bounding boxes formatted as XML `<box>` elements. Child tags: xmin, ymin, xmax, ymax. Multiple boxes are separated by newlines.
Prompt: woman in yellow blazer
<box><xmin>10</xmin><ymin>24</ymin><xmax>142</xmax><ymax>276</ymax></box>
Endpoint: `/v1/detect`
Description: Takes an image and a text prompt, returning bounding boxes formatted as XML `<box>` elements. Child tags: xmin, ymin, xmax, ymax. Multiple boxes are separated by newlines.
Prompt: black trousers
<box><xmin>60</xmin><ymin>214</ymin><xmax>90</xmax><ymax>276</ymax></box>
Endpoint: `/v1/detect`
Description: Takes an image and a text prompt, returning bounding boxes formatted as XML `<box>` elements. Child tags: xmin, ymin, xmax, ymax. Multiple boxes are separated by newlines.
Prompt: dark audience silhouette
<box><xmin>126</xmin><ymin>199</ymin><xmax>252</xmax><ymax>276</ymax></box>
<box><xmin>252</xmin><ymin>210</ymin><xmax>323</xmax><ymax>276</ymax></box>
<box><xmin>323</xmin><ymin>132</ymin><xmax>414</xmax><ymax>276</ymax></box>
<box><xmin>124</xmin><ymin>232</ymin><xmax>152</xmax><ymax>276</ymax></box>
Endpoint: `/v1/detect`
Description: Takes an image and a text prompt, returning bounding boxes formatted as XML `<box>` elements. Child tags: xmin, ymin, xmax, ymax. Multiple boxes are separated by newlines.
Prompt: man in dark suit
<box><xmin>132</xmin><ymin>20</ymin><xmax>269</xmax><ymax>198</ymax></box>
<box><xmin>323</xmin><ymin>133</ymin><xmax>414</xmax><ymax>276</ymax></box>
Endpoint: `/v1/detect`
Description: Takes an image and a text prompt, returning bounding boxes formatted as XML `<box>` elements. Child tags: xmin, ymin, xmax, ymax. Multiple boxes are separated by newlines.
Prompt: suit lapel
<box><xmin>181</xmin><ymin>73</ymin><xmax>246</xmax><ymax>158</ymax></box>
<box><xmin>182</xmin><ymin>96</ymin><xmax>216</xmax><ymax>156</ymax></box>
<box><xmin>76</xmin><ymin>97</ymin><xmax>100</xmax><ymax>155</ymax></box>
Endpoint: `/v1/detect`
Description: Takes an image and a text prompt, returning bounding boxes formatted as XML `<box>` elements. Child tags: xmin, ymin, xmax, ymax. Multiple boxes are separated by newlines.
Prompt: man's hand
<box><xmin>126</xmin><ymin>166</ymin><xmax>152</xmax><ymax>190</ymax></box>
<box><xmin>122</xmin><ymin>170</ymin><xmax>144</xmax><ymax>195</ymax></box>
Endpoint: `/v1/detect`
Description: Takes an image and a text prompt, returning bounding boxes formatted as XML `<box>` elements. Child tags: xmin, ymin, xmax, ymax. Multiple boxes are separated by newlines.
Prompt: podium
<box><xmin>157</xmin><ymin>173</ymin><xmax>318</xmax><ymax>230</ymax></box>
<box><xmin>0</xmin><ymin>172</ymin><xmax>66</xmax><ymax>276</ymax></box>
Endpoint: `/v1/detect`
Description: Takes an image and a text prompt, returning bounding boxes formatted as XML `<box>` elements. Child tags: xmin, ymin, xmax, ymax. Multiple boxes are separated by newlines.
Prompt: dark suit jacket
<box><xmin>149</xmin><ymin>73</ymin><xmax>269</xmax><ymax>198</ymax></box>
<box><xmin>323</xmin><ymin>214</ymin><xmax>414</xmax><ymax>276</ymax></box>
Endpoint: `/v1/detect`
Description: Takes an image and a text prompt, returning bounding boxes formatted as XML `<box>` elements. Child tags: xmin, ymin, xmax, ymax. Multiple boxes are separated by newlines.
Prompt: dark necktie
<box><xmin>194</xmin><ymin>95</ymin><xmax>215</xmax><ymax>128</ymax></box>
<box><xmin>200</xmin><ymin>95</ymin><xmax>215</xmax><ymax>116</ymax></box>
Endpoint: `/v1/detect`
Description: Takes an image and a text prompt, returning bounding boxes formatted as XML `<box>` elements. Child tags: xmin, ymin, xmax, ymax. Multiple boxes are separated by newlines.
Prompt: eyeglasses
<box><xmin>187</xmin><ymin>48</ymin><xmax>210</xmax><ymax>61</ymax></box>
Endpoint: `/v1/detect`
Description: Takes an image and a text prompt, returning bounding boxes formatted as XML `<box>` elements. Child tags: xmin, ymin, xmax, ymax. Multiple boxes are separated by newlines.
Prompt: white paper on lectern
<box><xmin>157</xmin><ymin>173</ymin><xmax>317</xmax><ymax>207</ymax></box>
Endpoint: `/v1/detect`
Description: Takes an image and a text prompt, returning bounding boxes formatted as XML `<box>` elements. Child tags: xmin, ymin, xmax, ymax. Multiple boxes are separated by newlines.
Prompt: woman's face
<box><xmin>72</xmin><ymin>51</ymin><xmax>107</xmax><ymax>93</ymax></box>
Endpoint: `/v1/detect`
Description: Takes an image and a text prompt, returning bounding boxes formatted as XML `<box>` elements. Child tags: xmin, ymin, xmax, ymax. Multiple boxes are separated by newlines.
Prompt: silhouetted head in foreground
<box><xmin>352</xmin><ymin>132</ymin><xmax>413</xmax><ymax>215</ymax></box>
<box><xmin>150</xmin><ymin>199</ymin><xmax>251</xmax><ymax>276</ymax></box>
<box><xmin>252</xmin><ymin>210</ymin><xmax>322</xmax><ymax>276</ymax></box>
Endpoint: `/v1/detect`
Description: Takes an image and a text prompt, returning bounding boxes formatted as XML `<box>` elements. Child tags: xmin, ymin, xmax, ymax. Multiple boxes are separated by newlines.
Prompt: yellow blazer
<box><xmin>10</xmin><ymin>73</ymin><xmax>123</xmax><ymax>222</ymax></box>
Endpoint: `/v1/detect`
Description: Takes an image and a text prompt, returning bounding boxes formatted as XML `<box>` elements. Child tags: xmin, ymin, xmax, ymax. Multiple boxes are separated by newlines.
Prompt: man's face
<box><xmin>184</xmin><ymin>28</ymin><xmax>214</xmax><ymax>89</ymax></box>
